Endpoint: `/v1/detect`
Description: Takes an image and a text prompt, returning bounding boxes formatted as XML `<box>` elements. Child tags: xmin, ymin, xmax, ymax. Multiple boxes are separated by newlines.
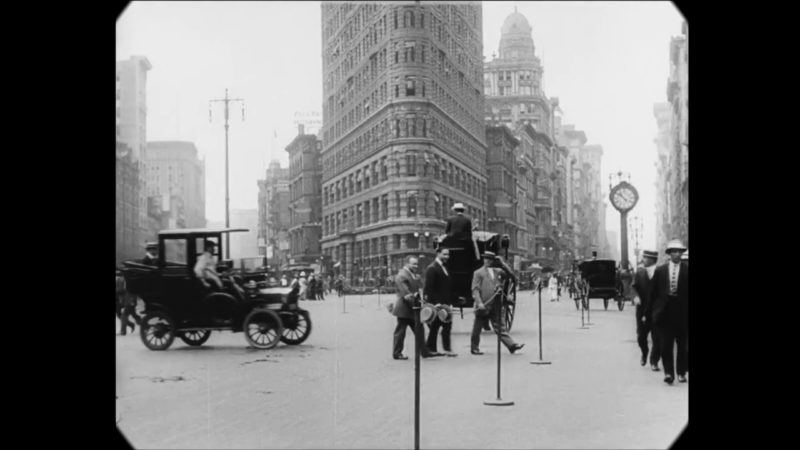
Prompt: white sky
<box><xmin>116</xmin><ymin>1</ymin><xmax>685</xmax><ymax>257</ymax></box>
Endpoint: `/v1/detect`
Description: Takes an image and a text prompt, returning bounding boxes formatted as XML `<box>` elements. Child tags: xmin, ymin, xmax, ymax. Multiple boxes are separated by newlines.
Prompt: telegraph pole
<box><xmin>209</xmin><ymin>88</ymin><xmax>245</xmax><ymax>259</ymax></box>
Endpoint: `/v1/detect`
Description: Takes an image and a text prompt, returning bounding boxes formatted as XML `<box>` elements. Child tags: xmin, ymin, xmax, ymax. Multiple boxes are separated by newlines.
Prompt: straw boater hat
<box><xmin>145</xmin><ymin>242</ymin><xmax>158</xmax><ymax>250</ymax></box>
<box><xmin>436</xmin><ymin>304</ymin><xmax>453</xmax><ymax>323</ymax></box>
<box><xmin>451</xmin><ymin>202</ymin><xmax>465</xmax><ymax>212</ymax></box>
<box><xmin>642</xmin><ymin>250</ymin><xmax>658</xmax><ymax>260</ymax></box>
<box><xmin>420</xmin><ymin>303</ymin><xmax>437</xmax><ymax>325</ymax></box>
<box><xmin>665</xmin><ymin>239</ymin><xmax>687</xmax><ymax>254</ymax></box>
<box><xmin>482</xmin><ymin>251</ymin><xmax>496</xmax><ymax>260</ymax></box>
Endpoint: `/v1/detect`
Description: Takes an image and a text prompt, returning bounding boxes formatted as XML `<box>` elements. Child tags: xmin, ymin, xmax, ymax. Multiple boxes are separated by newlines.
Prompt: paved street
<box><xmin>116</xmin><ymin>290</ymin><xmax>687</xmax><ymax>449</ymax></box>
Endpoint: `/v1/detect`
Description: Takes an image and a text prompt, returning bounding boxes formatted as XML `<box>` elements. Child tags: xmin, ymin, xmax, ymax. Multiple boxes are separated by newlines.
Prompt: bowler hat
<box><xmin>665</xmin><ymin>239</ymin><xmax>687</xmax><ymax>253</ymax></box>
<box><xmin>482</xmin><ymin>251</ymin><xmax>496</xmax><ymax>259</ymax></box>
<box><xmin>642</xmin><ymin>250</ymin><xmax>658</xmax><ymax>260</ymax></box>
<box><xmin>452</xmin><ymin>202</ymin><xmax>465</xmax><ymax>211</ymax></box>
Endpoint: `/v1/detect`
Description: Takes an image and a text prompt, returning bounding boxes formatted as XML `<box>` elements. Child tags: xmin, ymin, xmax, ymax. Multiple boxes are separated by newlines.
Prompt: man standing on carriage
<box><xmin>424</xmin><ymin>247</ymin><xmax>457</xmax><ymax>357</ymax></box>
<box><xmin>445</xmin><ymin>202</ymin><xmax>480</xmax><ymax>261</ymax></box>
<box><xmin>632</xmin><ymin>250</ymin><xmax>661</xmax><ymax>371</ymax></box>
<box><xmin>470</xmin><ymin>252</ymin><xmax>524</xmax><ymax>355</ymax></box>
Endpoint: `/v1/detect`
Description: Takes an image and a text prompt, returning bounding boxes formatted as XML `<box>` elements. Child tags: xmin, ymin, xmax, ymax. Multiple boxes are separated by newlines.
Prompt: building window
<box><xmin>381</xmin><ymin>194</ymin><xmax>389</xmax><ymax>220</ymax></box>
<box><xmin>405</xmin><ymin>77</ymin><xmax>415</xmax><ymax>96</ymax></box>
<box><xmin>407</xmin><ymin>194</ymin><xmax>417</xmax><ymax>217</ymax></box>
<box><xmin>407</xmin><ymin>153</ymin><xmax>416</xmax><ymax>176</ymax></box>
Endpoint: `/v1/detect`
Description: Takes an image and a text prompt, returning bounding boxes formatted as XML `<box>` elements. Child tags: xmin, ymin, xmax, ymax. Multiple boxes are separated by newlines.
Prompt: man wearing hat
<box><xmin>470</xmin><ymin>251</ymin><xmax>524</xmax><ymax>355</ymax></box>
<box><xmin>392</xmin><ymin>256</ymin><xmax>439</xmax><ymax>360</ymax></box>
<box><xmin>646</xmin><ymin>239</ymin><xmax>689</xmax><ymax>384</ymax></box>
<box><xmin>632</xmin><ymin>250</ymin><xmax>661</xmax><ymax>371</ymax></box>
<box><xmin>194</xmin><ymin>240</ymin><xmax>223</xmax><ymax>290</ymax></box>
<box><xmin>445</xmin><ymin>202</ymin><xmax>480</xmax><ymax>261</ymax></box>
<box><xmin>142</xmin><ymin>242</ymin><xmax>158</xmax><ymax>266</ymax></box>
<box><xmin>424</xmin><ymin>247</ymin><xmax>457</xmax><ymax>357</ymax></box>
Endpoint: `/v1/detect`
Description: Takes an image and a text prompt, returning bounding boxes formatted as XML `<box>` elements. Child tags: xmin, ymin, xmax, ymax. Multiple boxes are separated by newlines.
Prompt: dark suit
<box><xmin>445</xmin><ymin>213</ymin><xmax>472</xmax><ymax>240</ymax></box>
<box><xmin>142</xmin><ymin>253</ymin><xmax>157</xmax><ymax>266</ymax></box>
<box><xmin>424</xmin><ymin>260</ymin><xmax>452</xmax><ymax>353</ymax></box>
<box><xmin>647</xmin><ymin>261</ymin><xmax>688</xmax><ymax>378</ymax></box>
<box><xmin>392</xmin><ymin>267</ymin><xmax>424</xmax><ymax>358</ymax></box>
<box><xmin>632</xmin><ymin>266</ymin><xmax>660</xmax><ymax>366</ymax></box>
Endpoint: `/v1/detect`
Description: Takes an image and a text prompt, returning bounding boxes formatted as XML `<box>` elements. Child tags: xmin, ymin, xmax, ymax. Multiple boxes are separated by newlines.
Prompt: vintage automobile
<box><xmin>432</xmin><ymin>231</ymin><xmax>517</xmax><ymax>330</ymax></box>
<box><xmin>577</xmin><ymin>258</ymin><xmax>627</xmax><ymax>311</ymax></box>
<box><xmin>120</xmin><ymin>228</ymin><xmax>312</xmax><ymax>351</ymax></box>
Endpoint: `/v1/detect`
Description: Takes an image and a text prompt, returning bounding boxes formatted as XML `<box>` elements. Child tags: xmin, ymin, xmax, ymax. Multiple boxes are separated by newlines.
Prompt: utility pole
<box><xmin>209</xmin><ymin>88</ymin><xmax>245</xmax><ymax>259</ymax></box>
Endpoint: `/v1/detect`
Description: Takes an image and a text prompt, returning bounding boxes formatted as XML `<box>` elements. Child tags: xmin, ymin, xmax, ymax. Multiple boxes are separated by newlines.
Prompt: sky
<box><xmin>116</xmin><ymin>1</ymin><xmax>685</xmax><ymax>258</ymax></box>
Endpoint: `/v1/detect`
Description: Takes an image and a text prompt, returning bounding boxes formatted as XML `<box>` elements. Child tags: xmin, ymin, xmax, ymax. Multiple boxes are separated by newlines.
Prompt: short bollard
<box><xmin>484</xmin><ymin>297</ymin><xmax>513</xmax><ymax>407</ymax></box>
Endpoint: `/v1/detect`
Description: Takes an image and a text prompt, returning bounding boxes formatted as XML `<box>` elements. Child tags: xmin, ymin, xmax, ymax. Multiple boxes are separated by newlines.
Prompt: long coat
<box><xmin>646</xmin><ymin>261</ymin><xmax>688</xmax><ymax>326</ymax></box>
<box><xmin>631</xmin><ymin>267</ymin><xmax>655</xmax><ymax>319</ymax></box>
<box><xmin>423</xmin><ymin>261</ymin><xmax>451</xmax><ymax>305</ymax></box>
<box><xmin>393</xmin><ymin>267</ymin><xmax>422</xmax><ymax>320</ymax></box>
<box><xmin>445</xmin><ymin>213</ymin><xmax>473</xmax><ymax>239</ymax></box>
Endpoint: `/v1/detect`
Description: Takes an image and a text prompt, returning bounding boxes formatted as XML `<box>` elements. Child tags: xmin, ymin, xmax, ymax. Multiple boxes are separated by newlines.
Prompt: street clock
<box><xmin>609</xmin><ymin>181</ymin><xmax>639</xmax><ymax>213</ymax></box>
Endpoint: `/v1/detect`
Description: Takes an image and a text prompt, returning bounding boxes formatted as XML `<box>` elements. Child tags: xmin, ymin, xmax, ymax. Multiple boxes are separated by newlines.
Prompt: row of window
<box><xmin>322</xmin><ymin>193</ymin><xmax>484</xmax><ymax>239</ymax></box>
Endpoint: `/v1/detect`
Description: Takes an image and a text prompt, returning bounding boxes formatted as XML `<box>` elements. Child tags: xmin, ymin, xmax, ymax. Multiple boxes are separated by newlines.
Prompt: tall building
<box><xmin>579</xmin><ymin>144</ymin><xmax>604</xmax><ymax>259</ymax></box>
<box><xmin>320</xmin><ymin>3</ymin><xmax>488</xmax><ymax>283</ymax></box>
<box><xmin>116</xmin><ymin>55</ymin><xmax>152</xmax><ymax>251</ymax></box>
<box><xmin>286</xmin><ymin>125</ymin><xmax>323</xmax><ymax>267</ymax></box>
<box><xmin>653</xmin><ymin>102</ymin><xmax>672</xmax><ymax>253</ymax></box>
<box><xmin>485</xmin><ymin>125</ymin><xmax>520</xmax><ymax>257</ymax></box>
<box><xmin>559</xmin><ymin>124</ymin><xmax>587</xmax><ymax>257</ymax></box>
<box><xmin>116</xmin><ymin>142</ymin><xmax>140</xmax><ymax>264</ymax></box>
<box><xmin>257</xmin><ymin>160</ymin><xmax>291</xmax><ymax>268</ymax></box>
<box><xmin>667</xmin><ymin>22</ymin><xmax>688</xmax><ymax>246</ymax></box>
<box><xmin>144</xmin><ymin>141</ymin><xmax>206</xmax><ymax>237</ymax></box>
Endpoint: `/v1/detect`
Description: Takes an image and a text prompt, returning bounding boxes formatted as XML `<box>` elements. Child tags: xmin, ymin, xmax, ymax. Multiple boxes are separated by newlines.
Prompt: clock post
<box><xmin>609</xmin><ymin>172</ymin><xmax>639</xmax><ymax>306</ymax></box>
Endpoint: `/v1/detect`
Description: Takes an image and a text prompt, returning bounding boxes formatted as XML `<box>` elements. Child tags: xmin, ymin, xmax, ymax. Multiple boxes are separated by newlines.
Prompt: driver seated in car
<box><xmin>195</xmin><ymin>241</ymin><xmax>223</xmax><ymax>290</ymax></box>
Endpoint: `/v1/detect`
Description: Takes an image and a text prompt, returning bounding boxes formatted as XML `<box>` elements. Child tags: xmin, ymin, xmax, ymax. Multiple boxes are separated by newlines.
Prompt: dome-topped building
<box><xmin>498</xmin><ymin>8</ymin><xmax>536</xmax><ymax>60</ymax></box>
<box><xmin>484</xmin><ymin>8</ymin><xmax>552</xmax><ymax>136</ymax></box>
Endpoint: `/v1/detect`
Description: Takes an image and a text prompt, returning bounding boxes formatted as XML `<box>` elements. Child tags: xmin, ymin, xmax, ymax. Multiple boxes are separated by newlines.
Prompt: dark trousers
<box><xmin>636</xmin><ymin>306</ymin><xmax>661</xmax><ymax>365</ymax></box>
<box><xmin>426</xmin><ymin>317</ymin><xmax>452</xmax><ymax>352</ymax></box>
<box><xmin>471</xmin><ymin>311</ymin><xmax>516</xmax><ymax>352</ymax></box>
<box><xmin>118</xmin><ymin>294</ymin><xmax>140</xmax><ymax>335</ymax></box>
<box><xmin>393</xmin><ymin>317</ymin><xmax>424</xmax><ymax>357</ymax></box>
<box><xmin>655</xmin><ymin>300</ymin><xmax>688</xmax><ymax>377</ymax></box>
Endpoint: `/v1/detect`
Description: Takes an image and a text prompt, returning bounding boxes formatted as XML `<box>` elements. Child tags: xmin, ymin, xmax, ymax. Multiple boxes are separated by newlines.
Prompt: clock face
<box><xmin>611</xmin><ymin>184</ymin><xmax>638</xmax><ymax>211</ymax></box>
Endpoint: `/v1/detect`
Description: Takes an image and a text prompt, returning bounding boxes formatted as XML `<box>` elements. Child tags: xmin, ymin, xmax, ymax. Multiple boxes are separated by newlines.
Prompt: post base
<box><xmin>530</xmin><ymin>360</ymin><xmax>552</xmax><ymax>365</ymax></box>
<box><xmin>483</xmin><ymin>399</ymin><xmax>514</xmax><ymax>406</ymax></box>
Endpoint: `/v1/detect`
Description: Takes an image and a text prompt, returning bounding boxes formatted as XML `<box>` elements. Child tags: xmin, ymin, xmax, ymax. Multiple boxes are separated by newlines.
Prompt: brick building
<box><xmin>319</xmin><ymin>3</ymin><xmax>488</xmax><ymax>284</ymax></box>
<box><xmin>286</xmin><ymin>125</ymin><xmax>323</xmax><ymax>267</ymax></box>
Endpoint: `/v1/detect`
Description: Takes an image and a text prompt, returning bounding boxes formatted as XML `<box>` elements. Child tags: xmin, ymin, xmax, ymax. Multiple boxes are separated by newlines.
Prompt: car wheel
<box><xmin>140</xmin><ymin>310</ymin><xmax>176</xmax><ymax>351</ymax></box>
<box><xmin>243</xmin><ymin>309</ymin><xmax>283</xmax><ymax>349</ymax></box>
<box><xmin>179</xmin><ymin>330</ymin><xmax>211</xmax><ymax>346</ymax></box>
<box><xmin>279</xmin><ymin>310</ymin><xmax>312</xmax><ymax>345</ymax></box>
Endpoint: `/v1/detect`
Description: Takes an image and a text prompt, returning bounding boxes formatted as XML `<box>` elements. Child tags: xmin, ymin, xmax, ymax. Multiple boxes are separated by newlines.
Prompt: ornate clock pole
<box><xmin>609</xmin><ymin>171</ymin><xmax>639</xmax><ymax>269</ymax></box>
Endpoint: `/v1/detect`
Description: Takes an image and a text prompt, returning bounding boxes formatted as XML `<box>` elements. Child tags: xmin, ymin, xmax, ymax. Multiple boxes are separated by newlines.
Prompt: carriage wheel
<box><xmin>140</xmin><ymin>310</ymin><xmax>176</xmax><ymax>351</ymax></box>
<box><xmin>279</xmin><ymin>310</ymin><xmax>312</xmax><ymax>345</ymax></box>
<box><xmin>243</xmin><ymin>309</ymin><xmax>283</xmax><ymax>349</ymax></box>
<box><xmin>603</xmin><ymin>299</ymin><xmax>609</xmax><ymax>310</ymax></box>
<box><xmin>617</xmin><ymin>299</ymin><xmax>625</xmax><ymax>311</ymax></box>
<box><xmin>179</xmin><ymin>330</ymin><xmax>211</xmax><ymax>346</ymax></box>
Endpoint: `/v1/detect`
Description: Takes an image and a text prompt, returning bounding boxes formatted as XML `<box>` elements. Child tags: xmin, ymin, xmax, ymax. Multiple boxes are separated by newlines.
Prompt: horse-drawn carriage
<box><xmin>119</xmin><ymin>228</ymin><xmax>312</xmax><ymax>351</ymax></box>
<box><xmin>575</xmin><ymin>258</ymin><xmax>629</xmax><ymax>311</ymax></box>
<box><xmin>429</xmin><ymin>231</ymin><xmax>517</xmax><ymax>330</ymax></box>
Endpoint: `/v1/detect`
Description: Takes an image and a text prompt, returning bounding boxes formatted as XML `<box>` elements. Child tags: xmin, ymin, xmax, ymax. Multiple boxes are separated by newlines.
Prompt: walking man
<box><xmin>646</xmin><ymin>239</ymin><xmax>689</xmax><ymax>384</ymax></box>
<box><xmin>632</xmin><ymin>250</ymin><xmax>661</xmax><ymax>371</ymax></box>
<box><xmin>470</xmin><ymin>252</ymin><xmax>524</xmax><ymax>355</ymax></box>
<box><xmin>424</xmin><ymin>247</ymin><xmax>457</xmax><ymax>357</ymax></box>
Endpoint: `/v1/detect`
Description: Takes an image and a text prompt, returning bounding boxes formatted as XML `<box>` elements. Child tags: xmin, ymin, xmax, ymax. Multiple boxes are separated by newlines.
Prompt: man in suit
<box><xmin>470</xmin><ymin>252</ymin><xmax>524</xmax><ymax>355</ymax></box>
<box><xmin>424</xmin><ymin>247</ymin><xmax>457</xmax><ymax>357</ymax></box>
<box><xmin>142</xmin><ymin>242</ymin><xmax>158</xmax><ymax>266</ymax></box>
<box><xmin>392</xmin><ymin>256</ymin><xmax>439</xmax><ymax>360</ymax></box>
<box><xmin>445</xmin><ymin>202</ymin><xmax>480</xmax><ymax>261</ymax></box>
<box><xmin>646</xmin><ymin>239</ymin><xmax>688</xmax><ymax>384</ymax></box>
<box><xmin>632</xmin><ymin>250</ymin><xmax>661</xmax><ymax>371</ymax></box>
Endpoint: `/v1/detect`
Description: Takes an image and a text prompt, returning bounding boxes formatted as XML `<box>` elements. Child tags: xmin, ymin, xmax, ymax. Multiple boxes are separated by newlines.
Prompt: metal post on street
<box><xmin>579</xmin><ymin>291</ymin><xmax>589</xmax><ymax>329</ymax></box>
<box><xmin>484</xmin><ymin>289</ymin><xmax>514</xmax><ymax>407</ymax></box>
<box><xmin>413</xmin><ymin>296</ymin><xmax>421</xmax><ymax>450</ymax></box>
<box><xmin>586</xmin><ymin>298</ymin><xmax>593</xmax><ymax>325</ymax></box>
<box><xmin>531</xmin><ymin>284</ymin><xmax>551</xmax><ymax>365</ymax></box>
<box><xmin>209</xmin><ymin>88</ymin><xmax>244</xmax><ymax>260</ymax></box>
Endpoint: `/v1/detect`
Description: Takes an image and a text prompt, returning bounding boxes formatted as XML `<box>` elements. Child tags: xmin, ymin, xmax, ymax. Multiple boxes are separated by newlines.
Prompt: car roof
<box><xmin>158</xmin><ymin>228</ymin><xmax>249</xmax><ymax>238</ymax></box>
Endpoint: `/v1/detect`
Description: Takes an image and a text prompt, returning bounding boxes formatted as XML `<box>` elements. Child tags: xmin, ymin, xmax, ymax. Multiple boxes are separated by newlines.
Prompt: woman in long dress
<box><xmin>549</xmin><ymin>273</ymin><xmax>559</xmax><ymax>302</ymax></box>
